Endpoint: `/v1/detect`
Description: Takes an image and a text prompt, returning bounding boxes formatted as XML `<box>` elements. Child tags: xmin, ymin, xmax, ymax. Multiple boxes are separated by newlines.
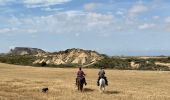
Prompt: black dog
<box><xmin>42</xmin><ymin>88</ymin><xmax>48</xmax><ymax>93</ymax></box>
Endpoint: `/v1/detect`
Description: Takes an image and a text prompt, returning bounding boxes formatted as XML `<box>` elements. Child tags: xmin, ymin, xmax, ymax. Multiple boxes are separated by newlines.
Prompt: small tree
<box><xmin>41</xmin><ymin>61</ymin><xmax>47</xmax><ymax>66</ymax></box>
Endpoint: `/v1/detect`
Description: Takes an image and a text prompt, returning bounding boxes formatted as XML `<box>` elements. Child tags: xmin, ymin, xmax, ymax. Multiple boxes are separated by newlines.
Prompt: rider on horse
<box><xmin>76</xmin><ymin>67</ymin><xmax>87</xmax><ymax>86</ymax></box>
<box><xmin>97</xmin><ymin>67</ymin><xmax>108</xmax><ymax>86</ymax></box>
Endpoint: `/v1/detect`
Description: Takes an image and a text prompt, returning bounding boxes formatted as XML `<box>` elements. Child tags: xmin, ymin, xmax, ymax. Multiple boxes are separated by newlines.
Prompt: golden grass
<box><xmin>0</xmin><ymin>63</ymin><xmax>170</xmax><ymax>100</ymax></box>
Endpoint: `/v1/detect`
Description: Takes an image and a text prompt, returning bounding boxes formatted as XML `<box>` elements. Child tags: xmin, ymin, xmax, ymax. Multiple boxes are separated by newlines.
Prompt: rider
<box><xmin>76</xmin><ymin>67</ymin><xmax>87</xmax><ymax>86</ymax></box>
<box><xmin>97</xmin><ymin>66</ymin><xmax>108</xmax><ymax>86</ymax></box>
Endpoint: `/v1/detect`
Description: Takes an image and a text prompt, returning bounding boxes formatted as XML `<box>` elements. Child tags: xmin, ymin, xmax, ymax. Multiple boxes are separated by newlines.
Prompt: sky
<box><xmin>0</xmin><ymin>0</ymin><xmax>170</xmax><ymax>56</ymax></box>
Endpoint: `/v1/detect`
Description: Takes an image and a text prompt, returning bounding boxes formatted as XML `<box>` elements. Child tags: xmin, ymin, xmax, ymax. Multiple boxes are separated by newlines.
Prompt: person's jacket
<box><xmin>98</xmin><ymin>69</ymin><xmax>105</xmax><ymax>77</ymax></box>
<box><xmin>77</xmin><ymin>70</ymin><xmax>85</xmax><ymax>78</ymax></box>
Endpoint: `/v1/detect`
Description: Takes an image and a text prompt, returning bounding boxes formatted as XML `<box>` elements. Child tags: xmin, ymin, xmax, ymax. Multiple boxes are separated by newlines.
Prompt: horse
<box><xmin>99</xmin><ymin>78</ymin><xmax>105</xmax><ymax>93</ymax></box>
<box><xmin>77</xmin><ymin>77</ymin><xmax>85</xmax><ymax>92</ymax></box>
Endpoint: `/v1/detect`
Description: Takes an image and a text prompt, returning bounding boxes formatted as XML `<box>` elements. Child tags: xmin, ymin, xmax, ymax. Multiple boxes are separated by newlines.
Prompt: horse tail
<box><xmin>99</xmin><ymin>78</ymin><xmax>105</xmax><ymax>92</ymax></box>
<box><xmin>99</xmin><ymin>78</ymin><xmax>105</xmax><ymax>87</ymax></box>
<box><xmin>77</xmin><ymin>77</ymin><xmax>84</xmax><ymax>92</ymax></box>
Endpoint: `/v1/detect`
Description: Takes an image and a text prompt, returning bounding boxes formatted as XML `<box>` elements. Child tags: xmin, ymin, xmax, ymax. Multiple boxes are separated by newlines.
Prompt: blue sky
<box><xmin>0</xmin><ymin>0</ymin><xmax>170</xmax><ymax>56</ymax></box>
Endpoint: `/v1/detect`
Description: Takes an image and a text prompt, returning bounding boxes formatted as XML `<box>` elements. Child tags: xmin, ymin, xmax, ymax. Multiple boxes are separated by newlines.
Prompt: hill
<box><xmin>9</xmin><ymin>47</ymin><xmax>46</xmax><ymax>56</ymax></box>
<box><xmin>4</xmin><ymin>47</ymin><xmax>104</xmax><ymax>66</ymax></box>
<box><xmin>0</xmin><ymin>47</ymin><xmax>170</xmax><ymax>71</ymax></box>
<box><xmin>33</xmin><ymin>48</ymin><xmax>104</xmax><ymax>66</ymax></box>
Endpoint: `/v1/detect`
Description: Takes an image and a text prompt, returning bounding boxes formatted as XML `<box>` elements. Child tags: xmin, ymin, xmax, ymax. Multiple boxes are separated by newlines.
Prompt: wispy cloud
<box><xmin>1</xmin><ymin>11</ymin><xmax>115</xmax><ymax>36</ymax></box>
<box><xmin>116</xmin><ymin>11</ymin><xmax>124</xmax><ymax>16</ymax></box>
<box><xmin>165</xmin><ymin>17</ymin><xmax>170</xmax><ymax>23</ymax></box>
<box><xmin>153</xmin><ymin>16</ymin><xmax>160</xmax><ymax>20</ymax></box>
<box><xmin>0</xmin><ymin>27</ymin><xmax>37</xmax><ymax>34</ymax></box>
<box><xmin>41</xmin><ymin>7</ymin><xmax>63</xmax><ymax>12</ymax></box>
<box><xmin>0</xmin><ymin>0</ymin><xmax>16</xmax><ymax>5</ymax></box>
<box><xmin>0</xmin><ymin>0</ymin><xmax>71</xmax><ymax>7</ymax></box>
<box><xmin>128</xmin><ymin>2</ymin><xmax>148</xmax><ymax>18</ymax></box>
<box><xmin>84</xmin><ymin>3</ymin><xmax>102</xmax><ymax>11</ymax></box>
<box><xmin>23</xmin><ymin>0</ymin><xmax>71</xmax><ymax>8</ymax></box>
<box><xmin>138</xmin><ymin>23</ymin><xmax>155</xmax><ymax>30</ymax></box>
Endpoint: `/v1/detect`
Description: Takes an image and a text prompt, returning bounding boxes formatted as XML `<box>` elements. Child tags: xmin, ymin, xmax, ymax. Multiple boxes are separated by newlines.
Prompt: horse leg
<box><xmin>103</xmin><ymin>86</ymin><xmax>105</xmax><ymax>92</ymax></box>
<box><xmin>77</xmin><ymin>81</ymin><xmax>80</xmax><ymax>91</ymax></box>
<box><xmin>80</xmin><ymin>83</ymin><xmax>83</xmax><ymax>92</ymax></box>
<box><xmin>99</xmin><ymin>85</ymin><xmax>102</xmax><ymax>93</ymax></box>
<box><xmin>78</xmin><ymin>84</ymin><xmax>80</xmax><ymax>91</ymax></box>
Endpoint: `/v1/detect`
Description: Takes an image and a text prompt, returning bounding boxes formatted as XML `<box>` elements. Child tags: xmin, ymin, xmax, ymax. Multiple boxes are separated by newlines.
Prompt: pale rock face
<box><xmin>81</xmin><ymin>57</ymin><xmax>87</xmax><ymax>64</ymax></box>
<box><xmin>72</xmin><ymin>58</ymin><xmax>80</xmax><ymax>64</ymax></box>
<box><xmin>33</xmin><ymin>48</ymin><xmax>103</xmax><ymax>65</ymax></box>
<box><xmin>91</xmin><ymin>52</ymin><xmax>98</xmax><ymax>57</ymax></box>
<box><xmin>130</xmin><ymin>61</ymin><xmax>140</xmax><ymax>69</ymax></box>
<box><xmin>78</xmin><ymin>52</ymin><xmax>88</xmax><ymax>58</ymax></box>
<box><xmin>54</xmin><ymin>59</ymin><xmax>65</xmax><ymax>64</ymax></box>
<box><xmin>39</xmin><ymin>59</ymin><xmax>46</xmax><ymax>63</ymax></box>
<box><xmin>20</xmin><ymin>51</ymin><xmax>29</xmax><ymax>55</ymax></box>
<box><xmin>46</xmin><ymin>60</ymin><xmax>51</xmax><ymax>64</ymax></box>
<box><xmin>33</xmin><ymin>59</ymin><xmax>41</xmax><ymax>64</ymax></box>
<box><xmin>155</xmin><ymin>62</ymin><xmax>170</xmax><ymax>68</ymax></box>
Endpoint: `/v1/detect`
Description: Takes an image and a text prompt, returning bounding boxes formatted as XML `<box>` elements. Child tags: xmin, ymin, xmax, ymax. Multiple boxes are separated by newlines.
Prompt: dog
<box><xmin>42</xmin><ymin>87</ymin><xmax>48</xmax><ymax>93</ymax></box>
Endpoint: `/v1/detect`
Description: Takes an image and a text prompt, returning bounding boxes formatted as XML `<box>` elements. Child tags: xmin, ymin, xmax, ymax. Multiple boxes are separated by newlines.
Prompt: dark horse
<box><xmin>77</xmin><ymin>77</ymin><xmax>85</xmax><ymax>92</ymax></box>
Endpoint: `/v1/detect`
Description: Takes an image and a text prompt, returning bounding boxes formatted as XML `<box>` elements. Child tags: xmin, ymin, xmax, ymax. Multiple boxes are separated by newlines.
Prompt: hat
<box><xmin>79</xmin><ymin>67</ymin><xmax>82</xmax><ymax>70</ymax></box>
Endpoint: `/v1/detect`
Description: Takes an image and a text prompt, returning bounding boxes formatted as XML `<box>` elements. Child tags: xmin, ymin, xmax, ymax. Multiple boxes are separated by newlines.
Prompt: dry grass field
<box><xmin>0</xmin><ymin>63</ymin><xmax>170</xmax><ymax>100</ymax></box>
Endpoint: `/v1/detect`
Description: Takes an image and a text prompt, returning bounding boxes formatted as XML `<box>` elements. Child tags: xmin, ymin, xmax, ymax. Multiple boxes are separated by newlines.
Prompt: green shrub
<box><xmin>0</xmin><ymin>55</ymin><xmax>36</xmax><ymax>66</ymax></box>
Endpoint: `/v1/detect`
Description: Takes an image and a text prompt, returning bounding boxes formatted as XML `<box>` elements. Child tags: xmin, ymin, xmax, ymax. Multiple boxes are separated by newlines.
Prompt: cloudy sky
<box><xmin>0</xmin><ymin>0</ymin><xmax>170</xmax><ymax>56</ymax></box>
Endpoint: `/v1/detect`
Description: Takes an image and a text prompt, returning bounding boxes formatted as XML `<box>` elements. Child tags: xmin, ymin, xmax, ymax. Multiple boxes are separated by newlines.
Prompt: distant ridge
<box><xmin>8</xmin><ymin>47</ymin><xmax>104</xmax><ymax>65</ymax></box>
<box><xmin>9</xmin><ymin>47</ymin><xmax>46</xmax><ymax>56</ymax></box>
<box><xmin>33</xmin><ymin>48</ymin><xmax>104</xmax><ymax>65</ymax></box>
<box><xmin>1</xmin><ymin>47</ymin><xmax>169</xmax><ymax>71</ymax></box>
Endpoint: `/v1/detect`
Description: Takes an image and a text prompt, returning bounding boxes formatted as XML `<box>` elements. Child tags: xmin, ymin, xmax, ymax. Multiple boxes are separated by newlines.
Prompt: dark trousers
<box><xmin>97</xmin><ymin>76</ymin><xmax>108</xmax><ymax>86</ymax></box>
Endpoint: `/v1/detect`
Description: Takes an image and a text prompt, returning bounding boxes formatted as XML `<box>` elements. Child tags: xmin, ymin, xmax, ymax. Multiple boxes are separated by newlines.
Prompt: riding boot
<box><xmin>105</xmin><ymin>77</ymin><xmax>108</xmax><ymax>86</ymax></box>
<box><xmin>76</xmin><ymin>78</ymin><xmax>78</xmax><ymax>86</ymax></box>
<box><xmin>97</xmin><ymin>77</ymin><xmax>100</xmax><ymax>86</ymax></box>
<box><xmin>84</xmin><ymin>78</ymin><xmax>87</xmax><ymax>85</ymax></box>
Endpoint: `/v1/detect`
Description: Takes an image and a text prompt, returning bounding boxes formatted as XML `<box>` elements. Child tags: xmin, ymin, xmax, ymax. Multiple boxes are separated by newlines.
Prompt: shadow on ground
<box><xmin>83</xmin><ymin>88</ymin><xmax>95</xmax><ymax>92</ymax></box>
<box><xmin>104</xmin><ymin>90</ymin><xmax>121</xmax><ymax>94</ymax></box>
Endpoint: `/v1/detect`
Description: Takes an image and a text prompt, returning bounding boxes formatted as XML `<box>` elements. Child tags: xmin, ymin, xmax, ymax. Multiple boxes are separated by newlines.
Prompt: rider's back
<box><xmin>77</xmin><ymin>70</ymin><xmax>85</xmax><ymax>78</ymax></box>
<box><xmin>98</xmin><ymin>69</ymin><xmax>105</xmax><ymax>78</ymax></box>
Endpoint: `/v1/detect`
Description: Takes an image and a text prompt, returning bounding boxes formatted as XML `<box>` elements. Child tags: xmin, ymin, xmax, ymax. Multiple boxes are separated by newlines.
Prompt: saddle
<box><xmin>76</xmin><ymin>77</ymin><xmax>85</xmax><ymax>85</ymax></box>
<box><xmin>99</xmin><ymin>76</ymin><xmax>106</xmax><ymax>80</ymax></box>
<box><xmin>97</xmin><ymin>76</ymin><xmax>108</xmax><ymax>86</ymax></box>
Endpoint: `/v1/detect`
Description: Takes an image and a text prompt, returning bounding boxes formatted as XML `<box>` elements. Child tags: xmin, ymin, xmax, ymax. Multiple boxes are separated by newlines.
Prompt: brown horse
<box><xmin>77</xmin><ymin>77</ymin><xmax>85</xmax><ymax>92</ymax></box>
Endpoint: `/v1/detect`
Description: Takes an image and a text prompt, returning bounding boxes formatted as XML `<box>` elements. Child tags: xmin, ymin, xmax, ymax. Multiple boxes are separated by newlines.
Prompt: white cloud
<box><xmin>0</xmin><ymin>28</ymin><xmax>11</xmax><ymax>33</ymax></box>
<box><xmin>166</xmin><ymin>26</ymin><xmax>170</xmax><ymax>32</ymax></box>
<box><xmin>9</xmin><ymin>46</ymin><xmax>15</xmax><ymax>50</ymax></box>
<box><xmin>153</xmin><ymin>16</ymin><xmax>160</xmax><ymax>20</ymax></box>
<box><xmin>75</xmin><ymin>33</ymin><xmax>79</xmax><ymax>37</ymax></box>
<box><xmin>23</xmin><ymin>0</ymin><xmax>71</xmax><ymax>8</ymax></box>
<box><xmin>116</xmin><ymin>11</ymin><xmax>124</xmax><ymax>15</ymax></box>
<box><xmin>64</xmin><ymin>10</ymin><xmax>86</xmax><ymax>17</ymax></box>
<box><xmin>138</xmin><ymin>23</ymin><xmax>155</xmax><ymax>30</ymax></box>
<box><xmin>42</xmin><ymin>7</ymin><xmax>63</xmax><ymax>11</ymax></box>
<box><xmin>0</xmin><ymin>28</ymin><xmax>37</xmax><ymax>34</ymax></box>
<box><xmin>125</xmin><ymin>2</ymin><xmax>149</xmax><ymax>25</ymax></box>
<box><xmin>1</xmin><ymin>11</ymin><xmax>115</xmax><ymax>37</ymax></box>
<box><xmin>165</xmin><ymin>17</ymin><xmax>170</xmax><ymax>23</ymax></box>
<box><xmin>0</xmin><ymin>0</ymin><xmax>71</xmax><ymax>7</ymax></box>
<box><xmin>87</xmin><ymin>13</ymin><xmax>114</xmax><ymax>26</ymax></box>
<box><xmin>0</xmin><ymin>0</ymin><xmax>15</xmax><ymax>5</ymax></box>
<box><xmin>128</xmin><ymin>3</ymin><xmax>148</xmax><ymax>18</ymax></box>
<box><xmin>84</xmin><ymin>3</ymin><xmax>101</xmax><ymax>11</ymax></box>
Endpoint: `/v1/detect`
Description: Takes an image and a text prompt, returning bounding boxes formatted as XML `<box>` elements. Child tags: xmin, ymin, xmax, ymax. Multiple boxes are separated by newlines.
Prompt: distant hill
<box><xmin>33</xmin><ymin>48</ymin><xmax>104</xmax><ymax>66</ymax></box>
<box><xmin>0</xmin><ymin>47</ymin><xmax>170</xmax><ymax>71</ymax></box>
<box><xmin>7</xmin><ymin>47</ymin><xmax>104</xmax><ymax>66</ymax></box>
<box><xmin>9</xmin><ymin>47</ymin><xmax>46</xmax><ymax>56</ymax></box>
